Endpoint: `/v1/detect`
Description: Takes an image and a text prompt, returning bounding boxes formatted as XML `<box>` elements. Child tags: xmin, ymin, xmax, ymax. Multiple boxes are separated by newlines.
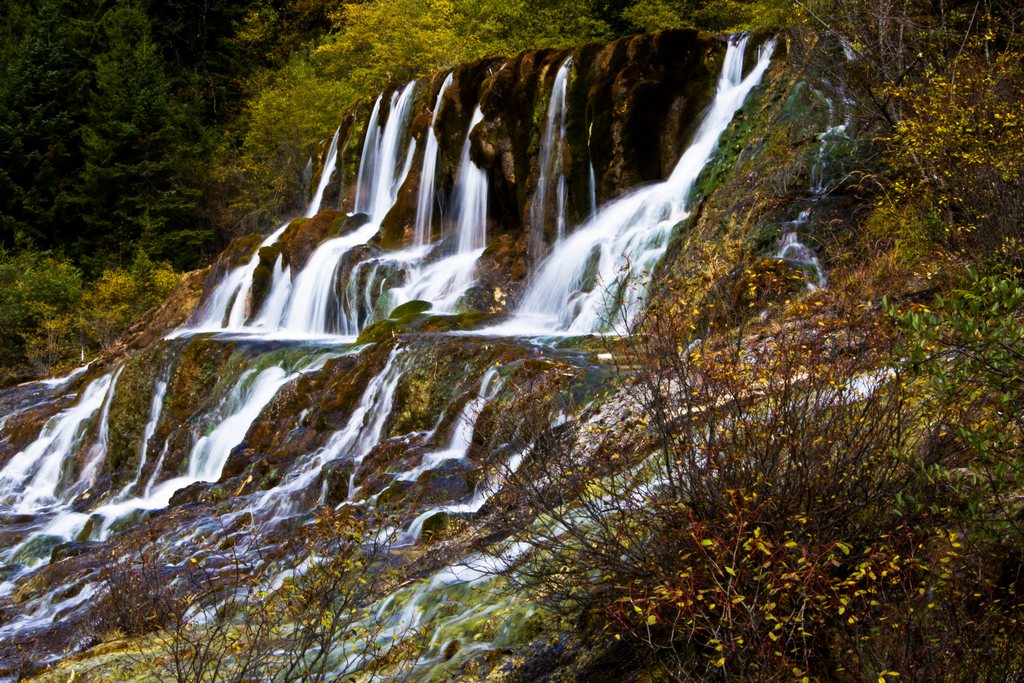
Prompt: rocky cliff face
<box><xmin>0</xmin><ymin>30</ymin><xmax>837</xmax><ymax>681</ymax></box>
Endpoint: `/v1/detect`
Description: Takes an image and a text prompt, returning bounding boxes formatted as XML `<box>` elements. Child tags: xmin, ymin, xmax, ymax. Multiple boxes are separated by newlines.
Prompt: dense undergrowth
<box><xmin>490</xmin><ymin>274</ymin><xmax>1024</xmax><ymax>681</ymax></box>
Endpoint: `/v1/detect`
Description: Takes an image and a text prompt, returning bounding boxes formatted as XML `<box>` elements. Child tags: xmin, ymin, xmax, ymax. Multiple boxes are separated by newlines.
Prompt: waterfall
<box><xmin>454</xmin><ymin>106</ymin><xmax>488</xmax><ymax>254</ymax></box>
<box><xmin>776</xmin><ymin>212</ymin><xmax>828</xmax><ymax>289</ymax></box>
<box><xmin>352</xmin><ymin>81</ymin><xmax>420</xmax><ymax>223</ymax></box>
<box><xmin>387</xmin><ymin>106</ymin><xmax>489</xmax><ymax>314</ymax></box>
<box><xmin>414</xmin><ymin>73</ymin><xmax>454</xmax><ymax>247</ymax></box>
<box><xmin>396</xmin><ymin>367</ymin><xmax>501</xmax><ymax>486</ymax></box>
<box><xmin>531</xmin><ymin>57</ymin><xmax>572</xmax><ymax>261</ymax></box>
<box><xmin>88</xmin><ymin>351</ymin><xmax>333</xmax><ymax>536</ymax></box>
<box><xmin>0</xmin><ymin>372</ymin><xmax>114</xmax><ymax>510</ymax></box>
<box><xmin>192</xmin><ymin>127</ymin><xmax>342</xmax><ymax>332</ymax></box>
<box><xmin>0</xmin><ymin>34</ymin><xmax>808</xmax><ymax>674</ymax></box>
<box><xmin>273</xmin><ymin>81</ymin><xmax>419</xmax><ymax>335</ymax></box>
<box><xmin>502</xmin><ymin>36</ymin><xmax>776</xmax><ymax>335</ymax></box>
<box><xmin>307</xmin><ymin>127</ymin><xmax>342</xmax><ymax>218</ymax></box>
<box><xmin>252</xmin><ymin>254</ymin><xmax>293</xmax><ymax>328</ymax></box>
<box><xmin>335</xmin><ymin>348</ymin><xmax>406</xmax><ymax>500</ymax></box>
<box><xmin>115</xmin><ymin>371</ymin><xmax>169</xmax><ymax>500</ymax></box>
<box><xmin>393</xmin><ymin>368</ymin><xmax>505</xmax><ymax>546</ymax></box>
<box><xmin>75</xmin><ymin>365</ymin><xmax>124</xmax><ymax>489</ymax></box>
<box><xmin>354</xmin><ymin>95</ymin><xmax>384</xmax><ymax>215</ymax></box>
<box><xmin>251</xmin><ymin>347</ymin><xmax>406</xmax><ymax>517</ymax></box>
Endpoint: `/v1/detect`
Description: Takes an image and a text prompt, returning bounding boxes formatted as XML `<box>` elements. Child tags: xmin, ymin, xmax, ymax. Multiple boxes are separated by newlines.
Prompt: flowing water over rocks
<box><xmin>0</xmin><ymin>33</ymin><xmax>806</xmax><ymax>680</ymax></box>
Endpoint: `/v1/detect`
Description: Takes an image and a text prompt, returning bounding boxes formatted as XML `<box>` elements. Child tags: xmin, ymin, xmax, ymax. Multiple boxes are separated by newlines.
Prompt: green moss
<box><xmin>688</xmin><ymin>71</ymin><xmax>772</xmax><ymax>205</ymax></box>
<box><xmin>12</xmin><ymin>534</ymin><xmax>62</xmax><ymax>565</ymax></box>
<box><xmin>104</xmin><ymin>349</ymin><xmax>165</xmax><ymax>485</ymax></box>
<box><xmin>389</xmin><ymin>299</ymin><xmax>433</xmax><ymax>319</ymax></box>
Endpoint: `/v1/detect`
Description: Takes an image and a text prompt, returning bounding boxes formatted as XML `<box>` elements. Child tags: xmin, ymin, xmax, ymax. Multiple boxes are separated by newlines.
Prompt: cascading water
<box><xmin>251</xmin><ymin>347</ymin><xmax>406</xmax><ymax>516</ymax></box>
<box><xmin>113</xmin><ymin>370</ymin><xmax>169</xmax><ymax>500</ymax></box>
<box><xmin>387</xmin><ymin>106</ymin><xmax>489</xmax><ymax>314</ymax></box>
<box><xmin>190</xmin><ymin>126</ymin><xmax>342</xmax><ymax>332</ymax></box>
<box><xmin>117</xmin><ymin>357</ymin><xmax>327</xmax><ymax>515</ymax></box>
<box><xmin>354</xmin><ymin>95</ymin><xmax>384</xmax><ymax>215</ymax></box>
<box><xmin>307</xmin><ymin>127</ymin><xmax>343</xmax><ymax>218</ymax></box>
<box><xmin>0</xmin><ymin>34</ymin><xmax>794</xmax><ymax>678</ymax></box>
<box><xmin>501</xmin><ymin>36</ymin><xmax>776</xmax><ymax>334</ymax></box>
<box><xmin>775</xmin><ymin>212</ymin><xmax>828</xmax><ymax>289</ymax></box>
<box><xmin>75</xmin><ymin>366</ymin><xmax>124</xmax><ymax>490</ymax></box>
<box><xmin>414</xmin><ymin>73</ymin><xmax>454</xmax><ymax>247</ymax></box>
<box><xmin>531</xmin><ymin>57</ymin><xmax>572</xmax><ymax>262</ymax></box>
<box><xmin>0</xmin><ymin>372</ymin><xmax>115</xmax><ymax>510</ymax></box>
<box><xmin>264</xmin><ymin>81</ymin><xmax>420</xmax><ymax>335</ymax></box>
<box><xmin>453</xmin><ymin>106</ymin><xmax>489</xmax><ymax>254</ymax></box>
<box><xmin>396</xmin><ymin>368</ymin><xmax>501</xmax><ymax>487</ymax></box>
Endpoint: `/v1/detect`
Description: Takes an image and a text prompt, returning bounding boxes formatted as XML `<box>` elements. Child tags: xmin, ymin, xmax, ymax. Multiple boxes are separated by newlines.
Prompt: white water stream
<box><xmin>491</xmin><ymin>36</ymin><xmax>776</xmax><ymax>335</ymax></box>
<box><xmin>531</xmin><ymin>57</ymin><xmax>572</xmax><ymax>261</ymax></box>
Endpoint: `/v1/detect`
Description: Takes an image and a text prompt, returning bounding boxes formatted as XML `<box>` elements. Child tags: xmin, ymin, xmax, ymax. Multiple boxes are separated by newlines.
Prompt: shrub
<box><xmin>500</xmin><ymin>294</ymin><xmax>1024</xmax><ymax>680</ymax></box>
<box><xmin>100</xmin><ymin>507</ymin><xmax>414</xmax><ymax>682</ymax></box>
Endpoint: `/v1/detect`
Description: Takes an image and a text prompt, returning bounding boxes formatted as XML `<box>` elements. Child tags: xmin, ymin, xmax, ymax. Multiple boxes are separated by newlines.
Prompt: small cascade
<box><xmin>85</xmin><ymin>351</ymin><xmax>333</xmax><ymax>538</ymax></box>
<box><xmin>252</xmin><ymin>347</ymin><xmax>406</xmax><ymax>516</ymax></box>
<box><xmin>414</xmin><ymin>73</ymin><xmax>454</xmax><ymax>247</ymax></box>
<box><xmin>531</xmin><ymin>57</ymin><xmax>572</xmax><ymax>261</ymax></box>
<box><xmin>271</xmin><ymin>81</ymin><xmax>419</xmax><ymax>335</ymax></box>
<box><xmin>765</xmin><ymin>85</ymin><xmax>850</xmax><ymax>290</ymax></box>
<box><xmin>454</xmin><ymin>106</ymin><xmax>489</xmax><ymax>254</ymax></box>
<box><xmin>252</xmin><ymin>254</ymin><xmax>292</xmax><ymax>328</ymax></box>
<box><xmin>776</xmin><ymin>211</ymin><xmax>828</xmax><ymax>289</ymax></box>
<box><xmin>278</xmin><ymin>221</ymin><xmax>381</xmax><ymax>335</ymax></box>
<box><xmin>389</xmin><ymin>107</ymin><xmax>489</xmax><ymax>314</ymax></box>
<box><xmin>37</xmin><ymin>362</ymin><xmax>92</xmax><ymax>389</ymax></box>
<box><xmin>810</xmin><ymin>94</ymin><xmax>851</xmax><ymax>196</ymax></box>
<box><xmin>114</xmin><ymin>371</ymin><xmax>169</xmax><ymax>500</ymax></box>
<box><xmin>501</xmin><ymin>37</ymin><xmax>776</xmax><ymax>334</ymax></box>
<box><xmin>588</xmin><ymin>159</ymin><xmax>598</xmax><ymax>217</ymax></box>
<box><xmin>343</xmin><ymin>541</ymin><xmax>534</xmax><ymax>678</ymax></box>
<box><xmin>352</xmin><ymin>82</ymin><xmax>419</xmax><ymax>222</ymax></box>
<box><xmin>395</xmin><ymin>368</ymin><xmax>501</xmax><ymax>486</ymax></box>
<box><xmin>338</xmin><ymin>258</ymin><xmax>406</xmax><ymax>335</ymax></box>
<box><xmin>398</xmin><ymin>449</ymin><xmax>524</xmax><ymax>547</ymax></box>
<box><xmin>354</xmin><ymin>95</ymin><xmax>384</xmax><ymax>214</ymax></box>
<box><xmin>335</xmin><ymin>348</ymin><xmax>406</xmax><ymax>500</ymax></box>
<box><xmin>75</xmin><ymin>365</ymin><xmax>124</xmax><ymax>490</ymax></box>
<box><xmin>185</xmin><ymin>368</ymin><xmax>294</xmax><ymax>485</ymax></box>
<box><xmin>0</xmin><ymin>372</ymin><xmax>114</xmax><ymax>510</ymax></box>
<box><xmin>223</xmin><ymin>221</ymin><xmax>292</xmax><ymax>329</ymax></box>
<box><xmin>190</xmin><ymin>125</ymin><xmax>343</xmax><ymax>332</ymax></box>
<box><xmin>194</xmin><ymin>125</ymin><xmax>344</xmax><ymax>333</ymax></box>
<box><xmin>306</xmin><ymin>127</ymin><xmax>342</xmax><ymax>218</ymax></box>
<box><xmin>388</xmin><ymin>369</ymin><xmax>515</xmax><ymax>548</ymax></box>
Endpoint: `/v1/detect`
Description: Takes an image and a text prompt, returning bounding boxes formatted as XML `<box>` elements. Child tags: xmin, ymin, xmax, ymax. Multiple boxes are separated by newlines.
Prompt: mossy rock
<box><xmin>103</xmin><ymin>345</ymin><xmax>174</xmax><ymax>485</ymax></box>
<box><xmin>356</xmin><ymin>310</ymin><xmax>493</xmax><ymax>344</ymax></box>
<box><xmin>419</xmin><ymin>510</ymin><xmax>451</xmax><ymax>542</ymax></box>
<box><xmin>50</xmin><ymin>541</ymin><xmax>98</xmax><ymax>565</ymax></box>
<box><xmin>12</xmin><ymin>534</ymin><xmax>63</xmax><ymax>565</ymax></box>
<box><xmin>389</xmin><ymin>300</ymin><xmax>433</xmax><ymax>319</ymax></box>
<box><xmin>278</xmin><ymin>209</ymin><xmax>346</xmax><ymax>271</ymax></box>
<box><xmin>333</xmin><ymin>212</ymin><xmax>370</xmax><ymax>237</ymax></box>
<box><xmin>321</xmin><ymin>459</ymin><xmax>356</xmax><ymax>507</ymax></box>
<box><xmin>219</xmin><ymin>233</ymin><xmax>264</xmax><ymax>270</ymax></box>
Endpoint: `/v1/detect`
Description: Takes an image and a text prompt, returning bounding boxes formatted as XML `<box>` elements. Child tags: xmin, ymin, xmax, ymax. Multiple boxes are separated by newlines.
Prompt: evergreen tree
<box><xmin>75</xmin><ymin>3</ymin><xmax>203</xmax><ymax>270</ymax></box>
<box><xmin>0</xmin><ymin>0</ymin><xmax>91</xmax><ymax>251</ymax></box>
